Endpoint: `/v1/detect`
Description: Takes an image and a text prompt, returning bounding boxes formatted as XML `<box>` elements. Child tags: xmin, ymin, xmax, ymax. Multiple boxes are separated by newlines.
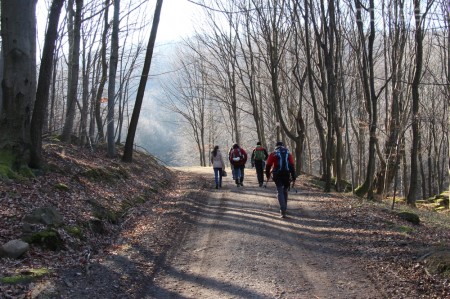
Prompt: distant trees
<box><xmin>163</xmin><ymin>0</ymin><xmax>448</xmax><ymax>201</ymax></box>
<box><xmin>0</xmin><ymin>0</ymin><xmax>448</xmax><ymax>203</ymax></box>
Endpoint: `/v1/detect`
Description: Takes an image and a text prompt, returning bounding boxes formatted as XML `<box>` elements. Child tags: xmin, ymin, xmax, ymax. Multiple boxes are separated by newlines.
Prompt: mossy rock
<box><xmin>23</xmin><ymin>206</ymin><xmax>64</xmax><ymax>227</ymax></box>
<box><xmin>87</xmin><ymin>199</ymin><xmax>120</xmax><ymax>224</ymax></box>
<box><xmin>22</xmin><ymin>229</ymin><xmax>64</xmax><ymax>251</ymax></box>
<box><xmin>86</xmin><ymin>217</ymin><xmax>107</xmax><ymax>234</ymax></box>
<box><xmin>397</xmin><ymin>211</ymin><xmax>420</xmax><ymax>225</ymax></box>
<box><xmin>92</xmin><ymin>208</ymin><xmax>119</xmax><ymax>224</ymax></box>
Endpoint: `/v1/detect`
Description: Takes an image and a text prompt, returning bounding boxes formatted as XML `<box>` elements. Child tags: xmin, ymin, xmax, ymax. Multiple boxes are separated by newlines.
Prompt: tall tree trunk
<box><xmin>354</xmin><ymin>0</ymin><xmax>377</xmax><ymax>200</ymax></box>
<box><xmin>304</xmin><ymin>0</ymin><xmax>327</xmax><ymax>181</ymax></box>
<box><xmin>122</xmin><ymin>0</ymin><xmax>163</xmax><ymax>162</ymax></box>
<box><xmin>448</xmin><ymin>0</ymin><xmax>450</xmax><ymax>198</ymax></box>
<box><xmin>79</xmin><ymin>36</ymin><xmax>90</xmax><ymax>147</ymax></box>
<box><xmin>107</xmin><ymin>0</ymin><xmax>120</xmax><ymax>157</ymax></box>
<box><xmin>407</xmin><ymin>0</ymin><xmax>425</xmax><ymax>207</ymax></box>
<box><xmin>61</xmin><ymin>0</ymin><xmax>83</xmax><ymax>143</ymax></box>
<box><xmin>30</xmin><ymin>0</ymin><xmax>64</xmax><ymax>168</ymax></box>
<box><xmin>0</xmin><ymin>0</ymin><xmax>37</xmax><ymax>170</ymax></box>
<box><xmin>377</xmin><ymin>0</ymin><xmax>407</xmax><ymax>196</ymax></box>
<box><xmin>48</xmin><ymin>56</ymin><xmax>58</xmax><ymax>134</ymax></box>
<box><xmin>94</xmin><ymin>0</ymin><xmax>109</xmax><ymax>143</ymax></box>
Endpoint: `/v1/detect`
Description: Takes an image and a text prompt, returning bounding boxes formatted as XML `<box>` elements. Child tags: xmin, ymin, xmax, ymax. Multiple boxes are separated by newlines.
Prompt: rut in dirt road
<box><xmin>148</xmin><ymin>170</ymin><xmax>381</xmax><ymax>299</ymax></box>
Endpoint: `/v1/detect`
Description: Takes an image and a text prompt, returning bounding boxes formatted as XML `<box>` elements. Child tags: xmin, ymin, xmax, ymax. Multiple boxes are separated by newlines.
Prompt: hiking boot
<box><xmin>240</xmin><ymin>182</ymin><xmax>244</xmax><ymax>186</ymax></box>
<box><xmin>280</xmin><ymin>210</ymin><xmax>286</xmax><ymax>218</ymax></box>
<box><xmin>215</xmin><ymin>185</ymin><xmax>218</xmax><ymax>189</ymax></box>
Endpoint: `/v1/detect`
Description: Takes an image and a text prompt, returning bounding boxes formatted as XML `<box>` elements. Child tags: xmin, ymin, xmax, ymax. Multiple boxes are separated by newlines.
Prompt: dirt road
<box><xmin>147</xmin><ymin>167</ymin><xmax>381</xmax><ymax>299</ymax></box>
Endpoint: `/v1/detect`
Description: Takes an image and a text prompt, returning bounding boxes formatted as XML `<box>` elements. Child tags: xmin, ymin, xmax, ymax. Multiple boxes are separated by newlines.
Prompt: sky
<box><xmin>156</xmin><ymin>0</ymin><xmax>200</xmax><ymax>43</ymax></box>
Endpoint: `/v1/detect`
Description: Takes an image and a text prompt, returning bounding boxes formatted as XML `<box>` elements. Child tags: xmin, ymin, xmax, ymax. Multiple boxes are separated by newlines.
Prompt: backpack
<box><xmin>272</xmin><ymin>147</ymin><xmax>290</xmax><ymax>178</ymax></box>
<box><xmin>231</xmin><ymin>148</ymin><xmax>243</xmax><ymax>163</ymax></box>
<box><xmin>254</xmin><ymin>148</ymin><xmax>265</xmax><ymax>161</ymax></box>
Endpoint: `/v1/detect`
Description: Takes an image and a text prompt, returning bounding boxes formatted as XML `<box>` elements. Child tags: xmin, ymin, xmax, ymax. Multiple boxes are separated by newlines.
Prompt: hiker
<box><xmin>265</xmin><ymin>141</ymin><xmax>296</xmax><ymax>218</ymax></box>
<box><xmin>228</xmin><ymin>145</ymin><xmax>235</xmax><ymax>180</ymax></box>
<box><xmin>251</xmin><ymin>141</ymin><xmax>269</xmax><ymax>187</ymax></box>
<box><xmin>229</xmin><ymin>143</ymin><xmax>248</xmax><ymax>187</ymax></box>
<box><xmin>211</xmin><ymin>145</ymin><xmax>226</xmax><ymax>189</ymax></box>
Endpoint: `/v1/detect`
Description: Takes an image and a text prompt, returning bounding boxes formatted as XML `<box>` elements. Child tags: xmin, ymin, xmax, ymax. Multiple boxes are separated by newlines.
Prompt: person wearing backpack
<box><xmin>251</xmin><ymin>141</ymin><xmax>268</xmax><ymax>187</ymax></box>
<box><xmin>228</xmin><ymin>145</ymin><xmax>235</xmax><ymax>180</ymax></box>
<box><xmin>265</xmin><ymin>141</ymin><xmax>296</xmax><ymax>218</ymax></box>
<box><xmin>211</xmin><ymin>145</ymin><xmax>226</xmax><ymax>189</ymax></box>
<box><xmin>229</xmin><ymin>143</ymin><xmax>248</xmax><ymax>187</ymax></box>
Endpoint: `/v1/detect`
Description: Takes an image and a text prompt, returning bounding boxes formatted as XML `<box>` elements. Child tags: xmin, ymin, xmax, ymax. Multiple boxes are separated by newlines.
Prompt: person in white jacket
<box><xmin>211</xmin><ymin>145</ymin><xmax>226</xmax><ymax>189</ymax></box>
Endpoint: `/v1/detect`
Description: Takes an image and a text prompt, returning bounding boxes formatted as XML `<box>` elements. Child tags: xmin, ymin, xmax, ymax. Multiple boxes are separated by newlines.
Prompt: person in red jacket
<box><xmin>265</xmin><ymin>141</ymin><xmax>296</xmax><ymax>218</ymax></box>
<box><xmin>229</xmin><ymin>143</ymin><xmax>248</xmax><ymax>187</ymax></box>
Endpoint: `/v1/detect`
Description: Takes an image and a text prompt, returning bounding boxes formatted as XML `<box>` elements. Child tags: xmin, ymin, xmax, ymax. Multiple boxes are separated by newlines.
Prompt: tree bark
<box><xmin>107</xmin><ymin>0</ymin><xmax>120</xmax><ymax>157</ymax></box>
<box><xmin>122</xmin><ymin>0</ymin><xmax>163</xmax><ymax>162</ymax></box>
<box><xmin>0</xmin><ymin>0</ymin><xmax>37</xmax><ymax>169</ymax></box>
<box><xmin>61</xmin><ymin>0</ymin><xmax>83</xmax><ymax>143</ymax></box>
<box><xmin>407</xmin><ymin>0</ymin><xmax>423</xmax><ymax>207</ymax></box>
<box><xmin>30</xmin><ymin>0</ymin><xmax>64</xmax><ymax>168</ymax></box>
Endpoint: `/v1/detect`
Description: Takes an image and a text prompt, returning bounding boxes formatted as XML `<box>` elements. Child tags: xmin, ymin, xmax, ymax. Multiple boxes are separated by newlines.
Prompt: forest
<box><xmin>0</xmin><ymin>0</ymin><xmax>448</xmax><ymax>206</ymax></box>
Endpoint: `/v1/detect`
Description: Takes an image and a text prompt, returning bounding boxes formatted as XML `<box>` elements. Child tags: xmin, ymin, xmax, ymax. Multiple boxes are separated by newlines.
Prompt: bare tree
<box><xmin>30</xmin><ymin>0</ymin><xmax>65</xmax><ymax>168</ymax></box>
<box><xmin>122</xmin><ymin>0</ymin><xmax>163</xmax><ymax>162</ymax></box>
<box><xmin>61</xmin><ymin>0</ymin><xmax>83</xmax><ymax>143</ymax></box>
<box><xmin>407</xmin><ymin>0</ymin><xmax>435</xmax><ymax>206</ymax></box>
<box><xmin>106</xmin><ymin>0</ymin><xmax>120</xmax><ymax>157</ymax></box>
<box><xmin>163</xmin><ymin>53</ymin><xmax>208</xmax><ymax>166</ymax></box>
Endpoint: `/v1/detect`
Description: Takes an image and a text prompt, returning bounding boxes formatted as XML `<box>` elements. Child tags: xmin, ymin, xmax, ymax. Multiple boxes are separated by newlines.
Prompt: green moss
<box><xmin>55</xmin><ymin>183</ymin><xmax>69</xmax><ymax>191</ymax></box>
<box><xmin>22</xmin><ymin>229</ymin><xmax>64</xmax><ymax>251</ymax></box>
<box><xmin>0</xmin><ymin>149</ymin><xmax>34</xmax><ymax>180</ymax></box>
<box><xmin>394</xmin><ymin>225</ymin><xmax>414</xmax><ymax>234</ymax></box>
<box><xmin>92</xmin><ymin>207</ymin><xmax>119</xmax><ymax>224</ymax></box>
<box><xmin>354</xmin><ymin>184</ymin><xmax>367</xmax><ymax>197</ymax></box>
<box><xmin>82</xmin><ymin>166</ymin><xmax>128</xmax><ymax>182</ymax></box>
<box><xmin>65</xmin><ymin>225</ymin><xmax>83</xmax><ymax>238</ymax></box>
<box><xmin>397</xmin><ymin>211</ymin><xmax>420</xmax><ymax>225</ymax></box>
<box><xmin>311</xmin><ymin>178</ymin><xmax>325</xmax><ymax>189</ymax></box>
<box><xmin>0</xmin><ymin>268</ymin><xmax>51</xmax><ymax>284</ymax></box>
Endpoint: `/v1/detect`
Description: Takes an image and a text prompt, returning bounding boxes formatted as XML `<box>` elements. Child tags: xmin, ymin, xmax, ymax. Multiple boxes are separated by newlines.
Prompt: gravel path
<box><xmin>147</xmin><ymin>168</ymin><xmax>381</xmax><ymax>299</ymax></box>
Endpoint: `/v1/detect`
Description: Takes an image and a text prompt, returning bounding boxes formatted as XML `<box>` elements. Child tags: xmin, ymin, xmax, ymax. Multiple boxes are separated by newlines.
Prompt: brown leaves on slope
<box><xmin>0</xmin><ymin>141</ymin><xmax>175</xmax><ymax>295</ymax></box>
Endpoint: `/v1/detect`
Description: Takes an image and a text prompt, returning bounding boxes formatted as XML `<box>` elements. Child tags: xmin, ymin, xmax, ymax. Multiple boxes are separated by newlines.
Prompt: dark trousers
<box><xmin>274</xmin><ymin>178</ymin><xmax>290</xmax><ymax>211</ymax></box>
<box><xmin>254</xmin><ymin>160</ymin><xmax>265</xmax><ymax>186</ymax></box>
<box><xmin>233</xmin><ymin>165</ymin><xmax>245</xmax><ymax>184</ymax></box>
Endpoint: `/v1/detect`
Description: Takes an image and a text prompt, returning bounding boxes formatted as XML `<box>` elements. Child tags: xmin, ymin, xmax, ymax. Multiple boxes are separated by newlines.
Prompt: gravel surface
<box><xmin>148</xmin><ymin>168</ymin><xmax>381</xmax><ymax>299</ymax></box>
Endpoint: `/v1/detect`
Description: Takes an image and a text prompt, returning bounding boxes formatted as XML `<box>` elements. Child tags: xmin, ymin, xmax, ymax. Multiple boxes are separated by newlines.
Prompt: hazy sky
<box><xmin>156</xmin><ymin>0</ymin><xmax>200</xmax><ymax>43</ymax></box>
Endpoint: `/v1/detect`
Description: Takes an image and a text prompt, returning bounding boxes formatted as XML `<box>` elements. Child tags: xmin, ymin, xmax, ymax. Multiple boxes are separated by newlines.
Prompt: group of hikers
<box><xmin>210</xmin><ymin>141</ymin><xmax>296</xmax><ymax>218</ymax></box>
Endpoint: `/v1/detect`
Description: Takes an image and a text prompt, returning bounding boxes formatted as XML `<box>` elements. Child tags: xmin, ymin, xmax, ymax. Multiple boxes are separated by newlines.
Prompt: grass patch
<box><xmin>0</xmin><ymin>268</ymin><xmax>51</xmax><ymax>284</ymax></box>
<box><xmin>393</xmin><ymin>225</ymin><xmax>414</xmax><ymax>234</ymax></box>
